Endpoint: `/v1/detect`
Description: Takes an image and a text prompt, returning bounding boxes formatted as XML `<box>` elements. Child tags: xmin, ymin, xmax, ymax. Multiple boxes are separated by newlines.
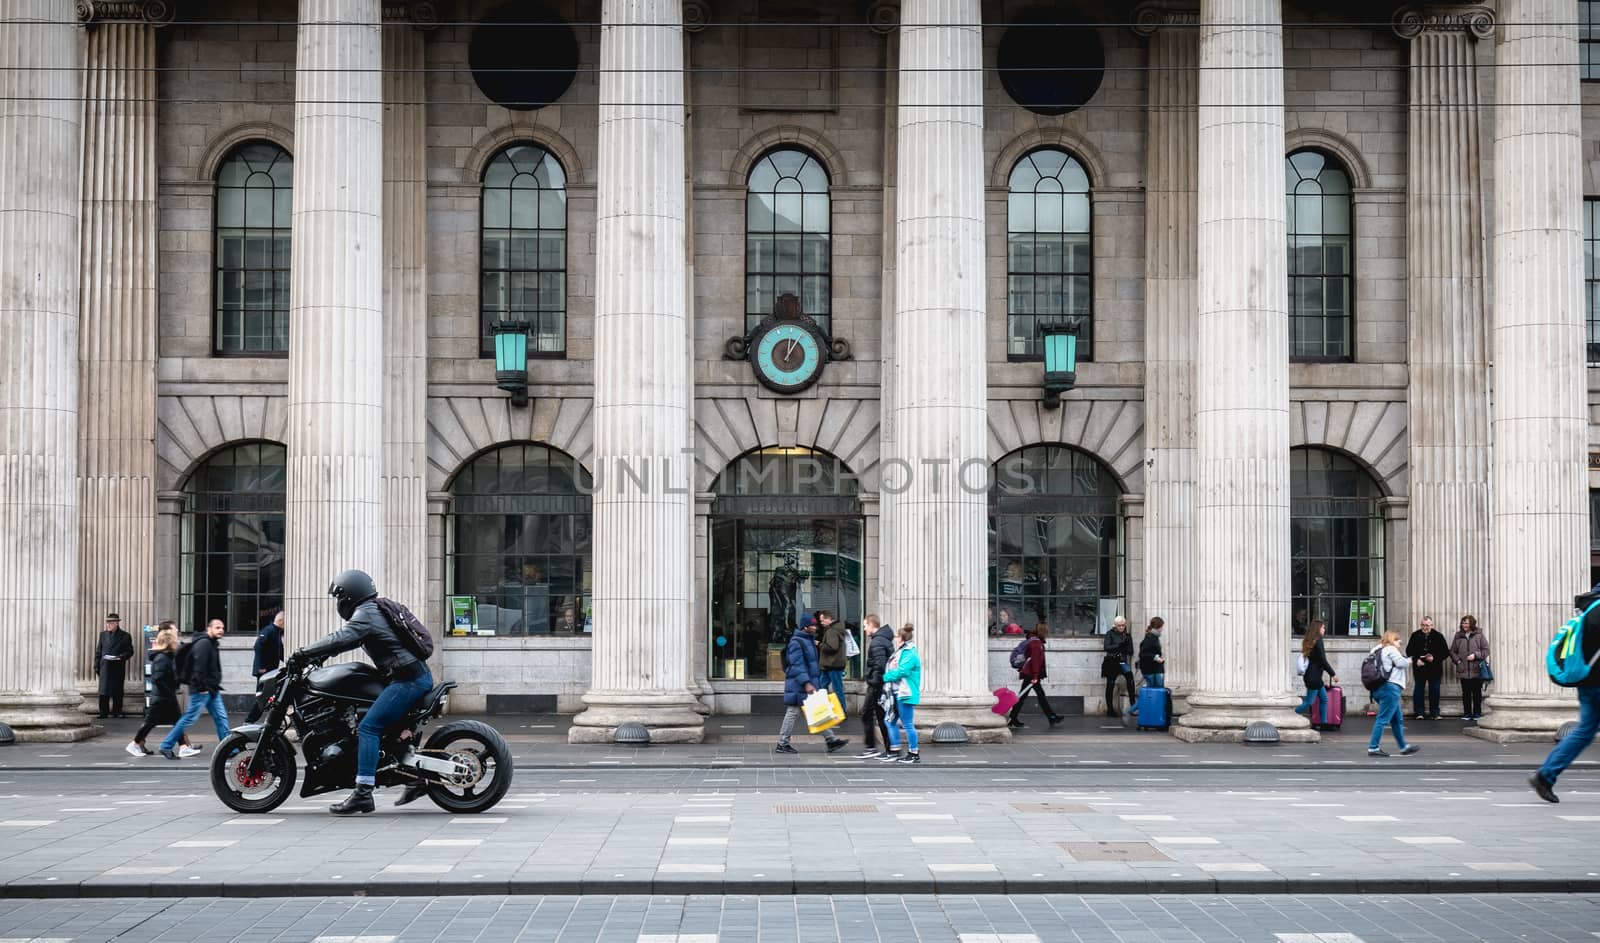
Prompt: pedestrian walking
<box><xmin>1007</xmin><ymin>622</ymin><xmax>1063</xmax><ymax>728</ymax></box>
<box><xmin>1367</xmin><ymin>630</ymin><xmax>1421</xmax><ymax>757</ymax></box>
<box><xmin>1295</xmin><ymin>619</ymin><xmax>1339</xmax><ymax>718</ymax></box>
<box><xmin>1532</xmin><ymin>583</ymin><xmax>1600</xmax><ymax>803</ymax></box>
<box><xmin>1450</xmin><ymin>614</ymin><xmax>1490</xmax><ymax>722</ymax></box>
<box><xmin>160</xmin><ymin>618</ymin><xmax>230</xmax><ymax>760</ymax></box>
<box><xmin>1138</xmin><ymin>617</ymin><xmax>1166</xmax><ymax>689</ymax></box>
<box><xmin>94</xmin><ymin>613</ymin><xmax>135</xmax><ymax>718</ymax></box>
<box><xmin>815</xmin><ymin>609</ymin><xmax>848</xmax><ymax>715</ymax></box>
<box><xmin>880</xmin><ymin>623</ymin><xmax>922</xmax><ymax>764</ymax></box>
<box><xmin>1406</xmin><ymin>615</ymin><xmax>1449</xmax><ymax>720</ymax></box>
<box><xmin>774</xmin><ymin>614</ymin><xmax>849</xmax><ymax>755</ymax></box>
<box><xmin>856</xmin><ymin>614</ymin><xmax>896</xmax><ymax>758</ymax></box>
<box><xmin>128</xmin><ymin>622</ymin><xmax>198</xmax><ymax>758</ymax></box>
<box><xmin>247</xmin><ymin>609</ymin><xmax>285</xmax><ymax>723</ymax></box>
<box><xmin>1102</xmin><ymin>616</ymin><xmax>1136</xmax><ymax>716</ymax></box>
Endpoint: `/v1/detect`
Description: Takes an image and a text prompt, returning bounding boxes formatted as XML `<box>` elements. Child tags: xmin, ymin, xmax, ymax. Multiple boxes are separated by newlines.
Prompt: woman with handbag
<box><xmin>127</xmin><ymin>622</ymin><xmax>199</xmax><ymax>758</ymax></box>
<box><xmin>1450</xmin><ymin>614</ymin><xmax>1491</xmax><ymax>722</ymax></box>
<box><xmin>879</xmin><ymin>624</ymin><xmax>923</xmax><ymax>765</ymax></box>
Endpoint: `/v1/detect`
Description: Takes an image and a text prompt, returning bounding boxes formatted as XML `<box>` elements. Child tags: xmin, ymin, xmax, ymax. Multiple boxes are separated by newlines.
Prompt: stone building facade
<box><xmin>0</xmin><ymin>0</ymin><xmax>1595</xmax><ymax>742</ymax></box>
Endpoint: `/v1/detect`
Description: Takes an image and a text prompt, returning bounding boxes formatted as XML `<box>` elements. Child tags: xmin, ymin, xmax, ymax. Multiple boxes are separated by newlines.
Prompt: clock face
<box><xmin>751</xmin><ymin>321</ymin><xmax>825</xmax><ymax>394</ymax></box>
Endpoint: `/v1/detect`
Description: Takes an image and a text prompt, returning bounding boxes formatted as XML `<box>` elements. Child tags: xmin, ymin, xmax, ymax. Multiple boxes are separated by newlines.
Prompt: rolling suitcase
<box><xmin>1312</xmin><ymin>685</ymin><xmax>1343</xmax><ymax>730</ymax></box>
<box><xmin>1135</xmin><ymin>686</ymin><xmax>1171</xmax><ymax>731</ymax></box>
<box><xmin>992</xmin><ymin>686</ymin><xmax>1020</xmax><ymax>716</ymax></box>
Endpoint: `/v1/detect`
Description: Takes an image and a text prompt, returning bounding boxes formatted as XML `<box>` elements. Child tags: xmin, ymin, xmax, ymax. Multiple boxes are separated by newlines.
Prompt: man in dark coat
<box><xmin>160</xmin><ymin>618</ymin><xmax>230</xmax><ymax>759</ymax></box>
<box><xmin>1532</xmin><ymin>584</ymin><xmax>1600</xmax><ymax>803</ymax></box>
<box><xmin>857</xmin><ymin>615</ymin><xmax>896</xmax><ymax>757</ymax></box>
<box><xmin>774</xmin><ymin>614</ymin><xmax>848</xmax><ymax>755</ymax></box>
<box><xmin>815</xmin><ymin>609</ymin><xmax>848</xmax><ymax>716</ymax></box>
<box><xmin>252</xmin><ymin>609</ymin><xmax>285</xmax><ymax>678</ymax></box>
<box><xmin>1405</xmin><ymin>616</ymin><xmax>1450</xmax><ymax>720</ymax></box>
<box><xmin>94</xmin><ymin>613</ymin><xmax>135</xmax><ymax>717</ymax></box>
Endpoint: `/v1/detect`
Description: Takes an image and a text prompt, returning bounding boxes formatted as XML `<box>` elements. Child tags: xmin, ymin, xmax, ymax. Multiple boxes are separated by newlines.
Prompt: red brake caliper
<box><xmin>234</xmin><ymin>755</ymin><xmax>266</xmax><ymax>789</ymax></box>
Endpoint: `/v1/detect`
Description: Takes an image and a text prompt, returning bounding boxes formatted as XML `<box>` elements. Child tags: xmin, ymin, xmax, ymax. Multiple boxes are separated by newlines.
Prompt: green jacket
<box><xmin>817</xmin><ymin>621</ymin><xmax>848</xmax><ymax>671</ymax></box>
<box><xmin>882</xmin><ymin>642</ymin><xmax>922</xmax><ymax>704</ymax></box>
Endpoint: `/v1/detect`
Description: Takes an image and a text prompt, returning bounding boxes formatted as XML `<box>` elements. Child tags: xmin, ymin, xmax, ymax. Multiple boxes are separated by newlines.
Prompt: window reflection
<box><xmin>181</xmin><ymin>442</ymin><xmax>286</xmax><ymax>634</ymax></box>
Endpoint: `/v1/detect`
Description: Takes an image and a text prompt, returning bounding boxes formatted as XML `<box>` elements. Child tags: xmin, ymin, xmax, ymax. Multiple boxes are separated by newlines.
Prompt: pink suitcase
<box><xmin>992</xmin><ymin>686</ymin><xmax>1020</xmax><ymax>716</ymax></box>
<box><xmin>1312</xmin><ymin>685</ymin><xmax>1344</xmax><ymax>729</ymax></box>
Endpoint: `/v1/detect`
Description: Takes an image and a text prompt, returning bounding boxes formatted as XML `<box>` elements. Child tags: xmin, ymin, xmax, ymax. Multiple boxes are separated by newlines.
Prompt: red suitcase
<box><xmin>992</xmin><ymin>686</ymin><xmax>1020</xmax><ymax>716</ymax></box>
<box><xmin>1312</xmin><ymin>685</ymin><xmax>1344</xmax><ymax>730</ymax></box>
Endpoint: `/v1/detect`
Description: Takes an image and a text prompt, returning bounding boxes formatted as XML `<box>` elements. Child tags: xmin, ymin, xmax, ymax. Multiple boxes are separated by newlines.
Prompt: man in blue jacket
<box><xmin>774</xmin><ymin>614</ymin><xmax>849</xmax><ymax>755</ymax></box>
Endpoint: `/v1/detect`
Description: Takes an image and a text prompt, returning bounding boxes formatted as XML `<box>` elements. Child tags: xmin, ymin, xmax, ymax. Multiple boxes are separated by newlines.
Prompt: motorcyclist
<box><xmin>287</xmin><ymin>568</ymin><xmax>434</xmax><ymax>815</ymax></box>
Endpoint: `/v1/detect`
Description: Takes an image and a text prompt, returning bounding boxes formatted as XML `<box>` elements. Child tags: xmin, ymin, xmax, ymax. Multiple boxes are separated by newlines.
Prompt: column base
<box><xmin>568</xmin><ymin>690</ymin><xmax>706</xmax><ymax>744</ymax></box>
<box><xmin>1173</xmin><ymin>693</ymin><xmax>1318</xmax><ymax>743</ymax></box>
<box><xmin>0</xmin><ymin>692</ymin><xmax>101</xmax><ymax>742</ymax></box>
<box><xmin>1464</xmin><ymin>692</ymin><xmax>1576</xmax><ymax>743</ymax></box>
<box><xmin>914</xmin><ymin>695</ymin><xmax>1012</xmax><ymax>744</ymax></box>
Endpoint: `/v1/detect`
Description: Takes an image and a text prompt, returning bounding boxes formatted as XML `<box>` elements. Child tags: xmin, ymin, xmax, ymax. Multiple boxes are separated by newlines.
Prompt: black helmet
<box><xmin>328</xmin><ymin>569</ymin><xmax>378</xmax><ymax>621</ymax></box>
<box><xmin>1578</xmin><ymin>582</ymin><xmax>1600</xmax><ymax>612</ymax></box>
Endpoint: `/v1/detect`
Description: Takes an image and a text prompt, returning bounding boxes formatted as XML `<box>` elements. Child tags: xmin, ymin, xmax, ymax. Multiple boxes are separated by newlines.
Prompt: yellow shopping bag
<box><xmin>804</xmin><ymin>689</ymin><xmax>845</xmax><ymax>734</ymax></box>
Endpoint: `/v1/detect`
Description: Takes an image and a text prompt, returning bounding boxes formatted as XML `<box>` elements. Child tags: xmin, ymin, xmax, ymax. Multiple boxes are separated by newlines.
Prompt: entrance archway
<box><xmin>708</xmin><ymin>448</ymin><xmax>863</xmax><ymax>682</ymax></box>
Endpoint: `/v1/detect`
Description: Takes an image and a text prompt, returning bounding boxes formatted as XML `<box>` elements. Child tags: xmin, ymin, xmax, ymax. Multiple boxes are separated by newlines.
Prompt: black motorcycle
<box><xmin>209</xmin><ymin>657</ymin><xmax>513</xmax><ymax>814</ymax></box>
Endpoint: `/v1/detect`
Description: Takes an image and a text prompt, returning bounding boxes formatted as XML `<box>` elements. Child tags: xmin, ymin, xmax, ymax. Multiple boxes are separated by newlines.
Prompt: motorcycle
<box><xmin>210</xmin><ymin>656</ymin><xmax>513</xmax><ymax>814</ymax></box>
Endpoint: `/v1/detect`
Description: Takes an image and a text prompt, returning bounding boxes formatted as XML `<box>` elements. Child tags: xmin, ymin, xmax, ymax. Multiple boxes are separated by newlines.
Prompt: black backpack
<box><xmin>1360</xmin><ymin>647</ymin><xmax>1389</xmax><ymax>692</ymax></box>
<box><xmin>174</xmin><ymin>640</ymin><xmax>195</xmax><ymax>685</ymax></box>
<box><xmin>375</xmin><ymin>597</ymin><xmax>435</xmax><ymax>661</ymax></box>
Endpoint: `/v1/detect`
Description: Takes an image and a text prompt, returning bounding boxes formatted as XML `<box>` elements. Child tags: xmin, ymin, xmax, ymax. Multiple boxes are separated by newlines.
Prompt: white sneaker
<box><xmin>125</xmin><ymin>741</ymin><xmax>145</xmax><ymax>757</ymax></box>
<box><xmin>178</xmin><ymin>745</ymin><xmax>203</xmax><ymax>758</ymax></box>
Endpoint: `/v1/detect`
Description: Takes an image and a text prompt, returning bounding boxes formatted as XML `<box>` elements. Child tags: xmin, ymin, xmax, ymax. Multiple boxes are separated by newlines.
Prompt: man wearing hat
<box><xmin>94</xmin><ymin>613</ymin><xmax>135</xmax><ymax>718</ymax></box>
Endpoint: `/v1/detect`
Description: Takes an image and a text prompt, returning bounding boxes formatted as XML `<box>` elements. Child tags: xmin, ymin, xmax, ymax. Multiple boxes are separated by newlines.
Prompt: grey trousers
<box><xmin>778</xmin><ymin>705</ymin><xmax>840</xmax><ymax>746</ymax></box>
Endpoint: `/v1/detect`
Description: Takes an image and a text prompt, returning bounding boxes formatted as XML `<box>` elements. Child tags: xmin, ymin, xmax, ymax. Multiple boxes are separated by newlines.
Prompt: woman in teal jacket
<box><xmin>880</xmin><ymin>623</ymin><xmax>922</xmax><ymax>765</ymax></box>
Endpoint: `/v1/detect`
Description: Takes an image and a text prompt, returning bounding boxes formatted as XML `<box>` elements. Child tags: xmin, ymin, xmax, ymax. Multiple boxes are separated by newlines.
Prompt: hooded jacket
<box><xmin>782</xmin><ymin>629</ymin><xmax>823</xmax><ymax>706</ymax></box>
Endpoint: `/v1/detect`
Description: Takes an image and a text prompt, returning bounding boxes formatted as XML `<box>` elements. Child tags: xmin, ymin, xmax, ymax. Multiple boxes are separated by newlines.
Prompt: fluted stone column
<box><xmin>876</xmin><ymin>3</ymin><xmax>899</xmax><ymax>616</ymax></box>
<box><xmin>1474</xmin><ymin>0</ymin><xmax>1588</xmax><ymax>741</ymax></box>
<box><xmin>283</xmin><ymin>0</ymin><xmax>385</xmax><ymax>652</ymax></box>
<box><xmin>75</xmin><ymin>6</ymin><xmax>168</xmax><ymax>711</ymax></box>
<box><xmin>570</xmin><ymin>0</ymin><xmax>703</xmax><ymax>743</ymax></box>
<box><xmin>1134</xmin><ymin>3</ymin><xmax>1199</xmax><ymax>710</ymax></box>
<box><xmin>381</xmin><ymin>5</ymin><xmax>429</xmax><ymax>641</ymax></box>
<box><xmin>1398</xmin><ymin>5</ymin><xmax>1493</xmax><ymax>645</ymax></box>
<box><xmin>1175</xmin><ymin>0</ymin><xmax>1313</xmax><ymax>742</ymax></box>
<box><xmin>0</xmin><ymin>1</ymin><xmax>95</xmax><ymax>740</ymax></box>
<box><xmin>887</xmin><ymin>0</ymin><xmax>1005</xmax><ymax>741</ymax></box>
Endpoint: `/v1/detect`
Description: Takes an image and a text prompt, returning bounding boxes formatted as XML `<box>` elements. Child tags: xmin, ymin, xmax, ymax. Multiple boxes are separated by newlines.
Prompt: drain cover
<box><xmin>1059</xmin><ymin>842</ymin><xmax>1172</xmax><ymax>863</ymax></box>
<box><xmin>1012</xmin><ymin>803</ymin><xmax>1092</xmax><ymax>813</ymax></box>
<box><xmin>772</xmin><ymin>804</ymin><xmax>879</xmax><ymax>814</ymax></box>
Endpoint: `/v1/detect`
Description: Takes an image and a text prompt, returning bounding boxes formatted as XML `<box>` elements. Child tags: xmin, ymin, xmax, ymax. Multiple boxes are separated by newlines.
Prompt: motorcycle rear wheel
<box><xmin>210</xmin><ymin>733</ymin><xmax>298</xmax><ymax>813</ymax></box>
<box><xmin>419</xmin><ymin>720</ymin><xmax>513</xmax><ymax>813</ymax></box>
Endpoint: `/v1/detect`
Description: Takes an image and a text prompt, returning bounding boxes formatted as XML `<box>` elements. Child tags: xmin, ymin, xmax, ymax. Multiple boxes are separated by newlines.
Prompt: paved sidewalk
<box><xmin>3</xmin><ymin>777</ymin><xmax>1598</xmax><ymax>898</ymax></box>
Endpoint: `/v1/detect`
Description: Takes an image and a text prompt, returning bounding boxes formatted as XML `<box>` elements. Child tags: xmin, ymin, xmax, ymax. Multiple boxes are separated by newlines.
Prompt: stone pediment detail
<box><xmin>76</xmin><ymin>0</ymin><xmax>175</xmax><ymax>25</ymax></box>
<box><xmin>1132</xmin><ymin>2</ymin><xmax>1198</xmax><ymax>37</ymax></box>
<box><xmin>1392</xmin><ymin>5</ymin><xmax>1495</xmax><ymax>41</ymax></box>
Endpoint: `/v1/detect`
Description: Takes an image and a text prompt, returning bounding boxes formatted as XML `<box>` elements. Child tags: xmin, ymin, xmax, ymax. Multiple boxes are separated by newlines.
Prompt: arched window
<box><xmin>446</xmin><ymin>444</ymin><xmax>591</xmax><ymax>636</ymax></box>
<box><xmin>1290</xmin><ymin>447</ymin><xmax>1385</xmax><ymax>636</ymax></box>
<box><xmin>481</xmin><ymin>144</ymin><xmax>568</xmax><ymax>356</ymax></box>
<box><xmin>989</xmin><ymin>445</ymin><xmax>1121</xmax><ymax>636</ymax></box>
<box><xmin>1007</xmin><ymin>148</ymin><xmax>1092</xmax><ymax>359</ymax></box>
<box><xmin>214</xmin><ymin>143</ymin><xmax>293</xmax><ymax>355</ymax></box>
<box><xmin>745</xmin><ymin>148</ymin><xmax>831</xmax><ymax>334</ymax></box>
<box><xmin>180</xmin><ymin>442</ymin><xmax>286</xmax><ymax>634</ymax></box>
<box><xmin>708</xmin><ymin>448</ymin><xmax>863</xmax><ymax>680</ymax></box>
<box><xmin>1287</xmin><ymin>150</ymin><xmax>1353</xmax><ymax>361</ymax></box>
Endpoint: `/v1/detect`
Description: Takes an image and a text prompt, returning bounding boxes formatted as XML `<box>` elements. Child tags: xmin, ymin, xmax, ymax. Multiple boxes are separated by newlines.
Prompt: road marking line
<box><xmin>658</xmin><ymin>863</ymin><xmax>724</xmax><ymax>873</ymax></box>
<box><xmin>958</xmin><ymin>935</ymin><xmax>1041</xmax><ymax>943</ymax></box>
<box><xmin>1465</xmin><ymin>862</ymin><xmax>1539</xmax><ymax>872</ymax></box>
<box><xmin>674</xmin><ymin>815</ymin><xmax>731</xmax><ymax>823</ymax></box>
<box><xmin>1338</xmin><ymin>815</ymin><xmax>1399</xmax><ymax>822</ymax></box>
<box><xmin>1151</xmin><ymin>837</ymin><xmax>1218</xmax><ymax>845</ymax></box>
<box><xmin>382</xmin><ymin>863</ymin><xmax>452</xmax><ymax>874</ymax></box>
<box><xmin>1395</xmin><ymin>836</ymin><xmax>1462</xmax><ymax>845</ymax></box>
<box><xmin>313</xmin><ymin>936</ymin><xmax>399</xmax><ymax>943</ymax></box>
<box><xmin>558</xmin><ymin>779</ymin><xmax>595</xmax><ymax>783</ymax></box>
<box><xmin>170</xmin><ymin>840</ymin><xmax>237</xmax><ymax>848</ymax></box>
<box><xmin>638</xmin><ymin>936</ymin><xmax>719</xmax><ymax>943</ymax></box>
<box><xmin>418</xmin><ymin>838</ymin><xmax>482</xmax><ymax>847</ymax></box>
<box><xmin>1291</xmin><ymin>803</ymin><xmax>1344</xmax><ymax>808</ymax></box>
<box><xmin>1559</xmin><ymin>815</ymin><xmax>1600</xmax><ymax>822</ymax></box>
<box><xmin>0</xmin><ymin>820</ymin><xmax>57</xmax><ymax>827</ymax></box>
<box><xmin>667</xmin><ymin>837</ymin><xmax>729</xmax><ymax>846</ymax></box>
<box><xmin>1119</xmin><ymin>814</ymin><xmax>1175</xmax><ymax>822</ymax></box>
<box><xmin>114</xmin><ymin>800</ymin><xmax>166</xmax><ymax>805</ymax></box>
<box><xmin>451</xmin><ymin>816</ymin><xmax>507</xmax><ymax>824</ymax></box>
<box><xmin>929</xmin><ymin>863</ymin><xmax>998</xmax><ymax>873</ymax></box>
<box><xmin>911</xmin><ymin>836</ymin><xmax>973</xmax><ymax>844</ymax></box>
<box><xmin>103</xmin><ymin>866</ymin><xmax>179</xmax><ymax>875</ymax></box>
<box><xmin>896</xmin><ymin>813</ymin><xmax>953</xmax><ymax>821</ymax></box>
<box><xmin>222</xmin><ymin>818</ymin><xmax>283</xmax><ymax>825</ymax></box>
<box><xmin>1198</xmin><ymin>862</ymin><xmax>1270</xmax><ymax>873</ymax></box>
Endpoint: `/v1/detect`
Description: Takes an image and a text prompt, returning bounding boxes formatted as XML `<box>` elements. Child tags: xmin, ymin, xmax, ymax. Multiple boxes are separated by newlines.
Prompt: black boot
<box><xmin>330</xmin><ymin>785</ymin><xmax>375</xmax><ymax>815</ymax></box>
<box><xmin>395</xmin><ymin>783</ymin><xmax>428</xmax><ymax>807</ymax></box>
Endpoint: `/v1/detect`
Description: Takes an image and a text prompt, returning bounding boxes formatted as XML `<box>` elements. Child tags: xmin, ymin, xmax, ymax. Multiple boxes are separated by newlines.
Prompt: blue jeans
<box><xmin>1144</xmin><ymin>673</ymin><xmax>1164</xmax><ymax>690</ymax></box>
<box><xmin>885</xmin><ymin>701</ymin><xmax>918</xmax><ymax>752</ymax></box>
<box><xmin>161</xmin><ymin>690</ymin><xmax>229</xmax><ymax>751</ymax></box>
<box><xmin>356</xmin><ymin>670</ymin><xmax>434</xmax><ymax>786</ymax></box>
<box><xmin>1368</xmin><ymin>683</ymin><xmax>1410</xmax><ymax>751</ymax></box>
<box><xmin>1298</xmin><ymin>686</ymin><xmax>1327</xmax><ymax>717</ymax></box>
<box><xmin>1539</xmin><ymin>686</ymin><xmax>1600</xmax><ymax>785</ymax></box>
<box><xmin>822</xmin><ymin>669</ymin><xmax>846</xmax><ymax>714</ymax></box>
<box><xmin>1413</xmin><ymin>674</ymin><xmax>1441</xmax><ymax>717</ymax></box>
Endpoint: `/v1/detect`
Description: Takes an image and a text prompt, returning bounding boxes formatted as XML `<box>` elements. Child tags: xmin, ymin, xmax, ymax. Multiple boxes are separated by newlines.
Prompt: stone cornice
<box><xmin>382</xmin><ymin>1</ymin><xmax>437</xmax><ymax>29</ymax></box>
<box><xmin>1392</xmin><ymin>4</ymin><xmax>1495</xmax><ymax>41</ymax></box>
<box><xmin>1131</xmin><ymin>2</ymin><xmax>1198</xmax><ymax>37</ymax></box>
<box><xmin>76</xmin><ymin>0</ymin><xmax>174</xmax><ymax>26</ymax></box>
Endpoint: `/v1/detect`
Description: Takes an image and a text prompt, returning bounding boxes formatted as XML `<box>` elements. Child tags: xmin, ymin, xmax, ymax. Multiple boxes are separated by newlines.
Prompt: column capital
<box><xmin>866</xmin><ymin>0</ymin><xmax>899</xmax><ymax>34</ymax></box>
<box><xmin>1392</xmin><ymin>4</ymin><xmax>1495</xmax><ymax>41</ymax></box>
<box><xmin>1132</xmin><ymin>2</ymin><xmax>1198</xmax><ymax>38</ymax></box>
<box><xmin>683</xmin><ymin>0</ymin><xmax>711</xmax><ymax>33</ymax></box>
<box><xmin>382</xmin><ymin>1</ymin><xmax>437</xmax><ymax>29</ymax></box>
<box><xmin>76</xmin><ymin>0</ymin><xmax>174</xmax><ymax>26</ymax></box>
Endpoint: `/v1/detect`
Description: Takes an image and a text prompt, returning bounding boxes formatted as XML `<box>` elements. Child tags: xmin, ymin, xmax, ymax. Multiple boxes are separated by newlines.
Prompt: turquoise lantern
<box><xmin>492</xmin><ymin>321</ymin><xmax>530</xmax><ymax>407</ymax></box>
<box><xmin>1039</xmin><ymin>321</ymin><xmax>1079</xmax><ymax>409</ymax></box>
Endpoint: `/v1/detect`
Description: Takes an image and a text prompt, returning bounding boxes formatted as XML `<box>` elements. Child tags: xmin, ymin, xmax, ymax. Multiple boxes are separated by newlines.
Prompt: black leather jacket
<box><xmin>298</xmin><ymin>599</ymin><xmax>425</xmax><ymax>680</ymax></box>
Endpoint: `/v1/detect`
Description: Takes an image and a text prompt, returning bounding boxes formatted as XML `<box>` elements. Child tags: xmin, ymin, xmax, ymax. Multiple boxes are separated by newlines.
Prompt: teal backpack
<box><xmin>1547</xmin><ymin>598</ymin><xmax>1600</xmax><ymax>687</ymax></box>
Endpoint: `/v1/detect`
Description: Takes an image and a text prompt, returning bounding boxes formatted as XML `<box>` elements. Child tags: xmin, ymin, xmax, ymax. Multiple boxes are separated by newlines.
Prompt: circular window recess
<box><xmin>996</xmin><ymin>13</ymin><xmax>1105</xmax><ymax>117</ymax></box>
<box><xmin>469</xmin><ymin>3</ymin><xmax>579</xmax><ymax>111</ymax></box>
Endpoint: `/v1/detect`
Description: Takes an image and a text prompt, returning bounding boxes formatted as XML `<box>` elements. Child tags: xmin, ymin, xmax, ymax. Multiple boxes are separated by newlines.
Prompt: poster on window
<box><xmin>1348</xmin><ymin>599</ymin><xmax>1375</xmax><ymax>637</ymax></box>
<box><xmin>449</xmin><ymin>596</ymin><xmax>477</xmax><ymax>637</ymax></box>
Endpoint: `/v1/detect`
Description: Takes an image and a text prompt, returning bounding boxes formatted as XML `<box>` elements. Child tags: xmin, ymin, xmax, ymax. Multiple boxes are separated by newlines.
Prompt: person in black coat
<box><xmin>94</xmin><ymin>613</ymin><xmax>135</xmax><ymax>717</ymax></box>
<box><xmin>1294</xmin><ymin>619</ymin><xmax>1339</xmax><ymax>720</ymax></box>
<box><xmin>774</xmin><ymin>614</ymin><xmax>847</xmax><ymax>755</ymax></box>
<box><xmin>128</xmin><ymin>622</ymin><xmax>195</xmax><ymax>757</ymax></box>
<box><xmin>857</xmin><ymin>615</ymin><xmax>896</xmax><ymax>757</ymax></box>
<box><xmin>1138</xmin><ymin>617</ymin><xmax>1166</xmax><ymax>688</ymax></box>
<box><xmin>1405</xmin><ymin>615</ymin><xmax>1450</xmax><ymax>720</ymax></box>
<box><xmin>159</xmin><ymin>618</ymin><xmax>230</xmax><ymax>759</ymax></box>
<box><xmin>252</xmin><ymin>610</ymin><xmax>285</xmax><ymax>678</ymax></box>
<box><xmin>1102</xmin><ymin>617</ymin><xmax>1137</xmax><ymax>716</ymax></box>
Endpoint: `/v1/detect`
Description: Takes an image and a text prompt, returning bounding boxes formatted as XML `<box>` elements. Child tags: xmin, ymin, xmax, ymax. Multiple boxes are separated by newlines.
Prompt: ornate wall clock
<box><xmin>725</xmin><ymin>293</ymin><xmax>850</xmax><ymax>394</ymax></box>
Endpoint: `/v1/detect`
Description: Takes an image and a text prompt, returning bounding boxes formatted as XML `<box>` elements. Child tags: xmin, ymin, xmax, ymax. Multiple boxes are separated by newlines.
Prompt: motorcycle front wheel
<box><xmin>210</xmin><ymin>733</ymin><xmax>298</xmax><ymax>813</ymax></box>
<box><xmin>419</xmin><ymin>720</ymin><xmax>514</xmax><ymax>813</ymax></box>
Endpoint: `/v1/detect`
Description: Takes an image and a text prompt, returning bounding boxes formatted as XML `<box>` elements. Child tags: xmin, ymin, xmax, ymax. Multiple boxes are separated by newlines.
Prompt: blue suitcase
<box><xmin>1135</xmin><ymin>686</ymin><xmax>1171</xmax><ymax>731</ymax></box>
